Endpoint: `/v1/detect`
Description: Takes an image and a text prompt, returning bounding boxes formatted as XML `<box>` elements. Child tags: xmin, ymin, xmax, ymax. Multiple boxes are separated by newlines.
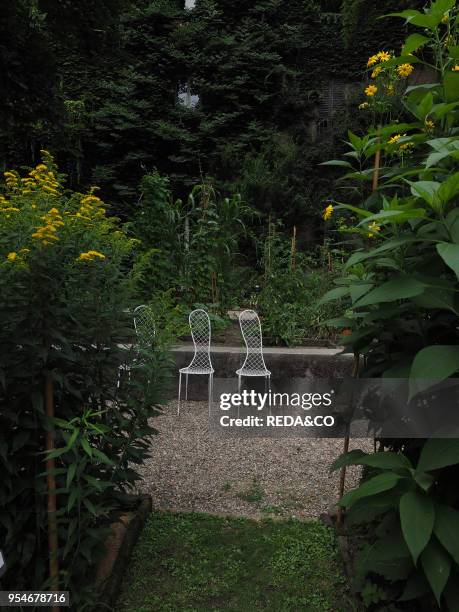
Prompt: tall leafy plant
<box><xmin>321</xmin><ymin>0</ymin><xmax>459</xmax><ymax>608</ymax></box>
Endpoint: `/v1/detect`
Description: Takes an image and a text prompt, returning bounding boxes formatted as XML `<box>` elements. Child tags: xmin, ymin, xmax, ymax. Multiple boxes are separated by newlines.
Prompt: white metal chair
<box><xmin>133</xmin><ymin>305</ymin><xmax>156</xmax><ymax>353</ymax></box>
<box><xmin>117</xmin><ymin>305</ymin><xmax>156</xmax><ymax>387</ymax></box>
<box><xmin>236</xmin><ymin>309</ymin><xmax>271</xmax><ymax>393</ymax></box>
<box><xmin>178</xmin><ymin>308</ymin><xmax>214</xmax><ymax>415</ymax></box>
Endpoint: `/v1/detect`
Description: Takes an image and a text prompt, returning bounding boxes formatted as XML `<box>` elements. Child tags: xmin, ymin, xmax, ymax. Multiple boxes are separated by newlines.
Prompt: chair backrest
<box><xmin>239</xmin><ymin>309</ymin><xmax>268</xmax><ymax>373</ymax></box>
<box><xmin>188</xmin><ymin>308</ymin><xmax>213</xmax><ymax>370</ymax></box>
<box><xmin>134</xmin><ymin>305</ymin><xmax>156</xmax><ymax>350</ymax></box>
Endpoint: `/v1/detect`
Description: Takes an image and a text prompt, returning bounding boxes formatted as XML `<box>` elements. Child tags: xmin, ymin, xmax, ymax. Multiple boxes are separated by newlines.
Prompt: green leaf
<box><xmin>421</xmin><ymin>537</ymin><xmax>451</xmax><ymax>605</ymax></box>
<box><xmin>330</xmin><ymin>449</ymin><xmax>368</xmax><ymax>472</ymax></box>
<box><xmin>350</xmin><ymin>283</ymin><xmax>374</xmax><ymax>304</ymax></box>
<box><xmin>434</xmin><ymin>504</ymin><xmax>459</xmax><ymax>565</ymax></box>
<box><xmin>437</xmin><ymin>243</ymin><xmax>459</xmax><ymax>279</ymax></box>
<box><xmin>410</xmin><ymin>180</ymin><xmax>439</xmax><ymax>206</ymax></box>
<box><xmin>334</xmin><ymin>203</ymin><xmax>372</xmax><ymax>218</ymax></box>
<box><xmin>413</xmin><ymin>286</ymin><xmax>457</xmax><ymax>314</ymax></box>
<box><xmin>444</xmin><ymin>70</ymin><xmax>459</xmax><ymax>103</ymax></box>
<box><xmin>386</xmin><ymin>9</ymin><xmax>440</xmax><ymax>29</ymax></box>
<box><xmin>353</xmin><ymin>277</ymin><xmax>426</xmax><ymax>308</ymax></box>
<box><xmin>400</xmin><ymin>491</ymin><xmax>435</xmax><ymax>564</ymax></box>
<box><xmin>339</xmin><ymin>473</ymin><xmax>401</xmax><ymax>508</ymax></box>
<box><xmin>67</xmin><ymin>488</ymin><xmax>80</xmax><ymax>512</ymax></box>
<box><xmin>317</xmin><ymin>286</ymin><xmax>349</xmax><ymax>305</ymax></box>
<box><xmin>409</xmin><ymin>346</ymin><xmax>459</xmax><ymax>399</ymax></box>
<box><xmin>45</xmin><ymin>446</ymin><xmax>69</xmax><ymax>460</ymax></box>
<box><xmin>331</xmin><ymin>450</ymin><xmax>411</xmax><ymax>472</ymax></box>
<box><xmin>418</xmin><ymin>439</ymin><xmax>459</xmax><ymax>472</ymax></box>
<box><xmin>319</xmin><ymin>160</ymin><xmax>353</xmax><ymax>168</ymax></box>
<box><xmin>445</xmin><ymin>208</ymin><xmax>459</xmax><ymax>244</ymax></box>
<box><xmin>80</xmin><ymin>436</ymin><xmax>93</xmax><ymax>457</ymax></box>
<box><xmin>92</xmin><ymin>447</ymin><xmax>114</xmax><ymax>465</ymax></box>
<box><xmin>402</xmin><ymin>33</ymin><xmax>430</xmax><ymax>55</ymax></box>
<box><xmin>66</xmin><ymin>463</ymin><xmax>77</xmax><ymax>489</ymax></box>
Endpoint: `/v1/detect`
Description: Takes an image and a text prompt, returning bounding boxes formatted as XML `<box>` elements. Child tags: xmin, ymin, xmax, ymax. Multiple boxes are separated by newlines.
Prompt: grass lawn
<box><xmin>117</xmin><ymin>512</ymin><xmax>357</xmax><ymax>612</ymax></box>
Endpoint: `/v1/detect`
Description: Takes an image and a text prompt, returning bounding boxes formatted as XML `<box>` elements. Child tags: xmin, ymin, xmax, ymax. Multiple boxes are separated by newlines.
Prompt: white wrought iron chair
<box><xmin>178</xmin><ymin>309</ymin><xmax>214</xmax><ymax>415</ymax></box>
<box><xmin>236</xmin><ymin>309</ymin><xmax>271</xmax><ymax>393</ymax></box>
<box><xmin>117</xmin><ymin>305</ymin><xmax>156</xmax><ymax>387</ymax></box>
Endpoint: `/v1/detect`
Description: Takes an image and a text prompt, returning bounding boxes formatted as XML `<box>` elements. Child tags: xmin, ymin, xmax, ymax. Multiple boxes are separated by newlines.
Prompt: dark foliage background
<box><xmin>0</xmin><ymin>0</ymin><xmax>423</xmax><ymax>236</ymax></box>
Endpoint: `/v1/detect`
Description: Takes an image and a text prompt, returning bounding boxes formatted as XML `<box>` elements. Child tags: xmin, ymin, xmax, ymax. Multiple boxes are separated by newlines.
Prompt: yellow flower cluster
<box><xmin>76</xmin><ymin>250</ymin><xmax>106</xmax><ymax>262</ymax></box>
<box><xmin>4</xmin><ymin>171</ymin><xmax>20</xmax><ymax>191</ymax></box>
<box><xmin>367</xmin><ymin>51</ymin><xmax>392</xmax><ymax>67</ymax></box>
<box><xmin>4</xmin><ymin>152</ymin><xmax>61</xmax><ymax>197</ymax></box>
<box><xmin>397</xmin><ymin>63</ymin><xmax>414</xmax><ymax>78</ymax></box>
<box><xmin>323</xmin><ymin>204</ymin><xmax>333</xmax><ymax>221</ymax></box>
<box><xmin>425</xmin><ymin>119</ymin><xmax>435</xmax><ymax>132</ymax></box>
<box><xmin>32</xmin><ymin>208</ymin><xmax>64</xmax><ymax>246</ymax></box>
<box><xmin>75</xmin><ymin>188</ymin><xmax>106</xmax><ymax>221</ymax></box>
<box><xmin>365</xmin><ymin>85</ymin><xmax>378</xmax><ymax>97</ymax></box>
<box><xmin>399</xmin><ymin>142</ymin><xmax>414</xmax><ymax>153</ymax></box>
<box><xmin>371</xmin><ymin>66</ymin><xmax>382</xmax><ymax>79</ymax></box>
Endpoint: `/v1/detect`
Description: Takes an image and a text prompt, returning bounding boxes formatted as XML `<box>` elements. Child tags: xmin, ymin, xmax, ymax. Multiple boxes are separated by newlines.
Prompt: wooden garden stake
<box><xmin>45</xmin><ymin>375</ymin><xmax>60</xmax><ymax>612</ymax></box>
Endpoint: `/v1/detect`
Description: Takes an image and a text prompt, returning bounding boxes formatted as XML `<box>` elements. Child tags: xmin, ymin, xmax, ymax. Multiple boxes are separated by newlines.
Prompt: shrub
<box><xmin>0</xmin><ymin>152</ymin><xmax>171</xmax><ymax>606</ymax></box>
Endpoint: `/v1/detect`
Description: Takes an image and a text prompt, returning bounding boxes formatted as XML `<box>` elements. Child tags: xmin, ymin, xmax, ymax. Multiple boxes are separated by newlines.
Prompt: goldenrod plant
<box><xmin>0</xmin><ymin>152</ymin><xmax>171</xmax><ymax>606</ymax></box>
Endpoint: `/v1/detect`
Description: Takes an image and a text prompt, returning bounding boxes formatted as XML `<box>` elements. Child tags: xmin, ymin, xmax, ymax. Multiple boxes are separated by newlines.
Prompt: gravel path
<box><xmin>137</xmin><ymin>401</ymin><xmax>373</xmax><ymax>520</ymax></box>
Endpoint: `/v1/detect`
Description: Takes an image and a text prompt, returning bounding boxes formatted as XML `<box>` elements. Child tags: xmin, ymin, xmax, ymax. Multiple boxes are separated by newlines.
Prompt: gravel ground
<box><xmin>136</xmin><ymin>401</ymin><xmax>373</xmax><ymax>520</ymax></box>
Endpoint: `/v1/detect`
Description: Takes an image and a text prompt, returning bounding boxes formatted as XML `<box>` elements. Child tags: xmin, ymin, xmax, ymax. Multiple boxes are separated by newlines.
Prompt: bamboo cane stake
<box><xmin>45</xmin><ymin>375</ymin><xmax>60</xmax><ymax>612</ymax></box>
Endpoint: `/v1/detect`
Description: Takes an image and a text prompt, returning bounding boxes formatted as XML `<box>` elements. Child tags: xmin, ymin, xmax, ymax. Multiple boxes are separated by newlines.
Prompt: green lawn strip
<box><xmin>117</xmin><ymin>511</ymin><xmax>355</xmax><ymax>612</ymax></box>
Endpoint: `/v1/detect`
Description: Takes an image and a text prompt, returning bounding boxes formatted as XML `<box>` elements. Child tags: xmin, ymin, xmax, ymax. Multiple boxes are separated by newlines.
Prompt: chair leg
<box><xmin>178</xmin><ymin>372</ymin><xmax>182</xmax><ymax>416</ymax></box>
<box><xmin>208</xmin><ymin>373</ymin><xmax>213</xmax><ymax>417</ymax></box>
<box><xmin>185</xmin><ymin>373</ymin><xmax>189</xmax><ymax>401</ymax></box>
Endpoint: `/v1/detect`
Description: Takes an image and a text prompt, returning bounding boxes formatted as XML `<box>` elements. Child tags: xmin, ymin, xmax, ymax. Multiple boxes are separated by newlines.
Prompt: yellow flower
<box><xmin>323</xmin><ymin>204</ymin><xmax>333</xmax><ymax>221</ymax></box>
<box><xmin>386</xmin><ymin>84</ymin><xmax>395</xmax><ymax>96</ymax></box>
<box><xmin>442</xmin><ymin>14</ymin><xmax>449</xmax><ymax>23</ymax></box>
<box><xmin>367</xmin><ymin>222</ymin><xmax>381</xmax><ymax>238</ymax></box>
<box><xmin>6</xmin><ymin>252</ymin><xmax>18</xmax><ymax>262</ymax></box>
<box><xmin>388</xmin><ymin>133</ymin><xmax>403</xmax><ymax>145</ymax></box>
<box><xmin>359</xmin><ymin>102</ymin><xmax>370</xmax><ymax>110</ymax></box>
<box><xmin>453</xmin><ymin>65</ymin><xmax>459</xmax><ymax>72</ymax></box>
<box><xmin>76</xmin><ymin>250</ymin><xmax>106</xmax><ymax>262</ymax></box>
<box><xmin>365</xmin><ymin>84</ymin><xmax>378</xmax><ymax>97</ymax></box>
<box><xmin>377</xmin><ymin>51</ymin><xmax>391</xmax><ymax>62</ymax></box>
<box><xmin>367</xmin><ymin>55</ymin><xmax>379</xmax><ymax>67</ymax></box>
<box><xmin>371</xmin><ymin>66</ymin><xmax>382</xmax><ymax>78</ymax></box>
<box><xmin>425</xmin><ymin>119</ymin><xmax>435</xmax><ymax>132</ymax></box>
<box><xmin>397</xmin><ymin>63</ymin><xmax>414</xmax><ymax>78</ymax></box>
